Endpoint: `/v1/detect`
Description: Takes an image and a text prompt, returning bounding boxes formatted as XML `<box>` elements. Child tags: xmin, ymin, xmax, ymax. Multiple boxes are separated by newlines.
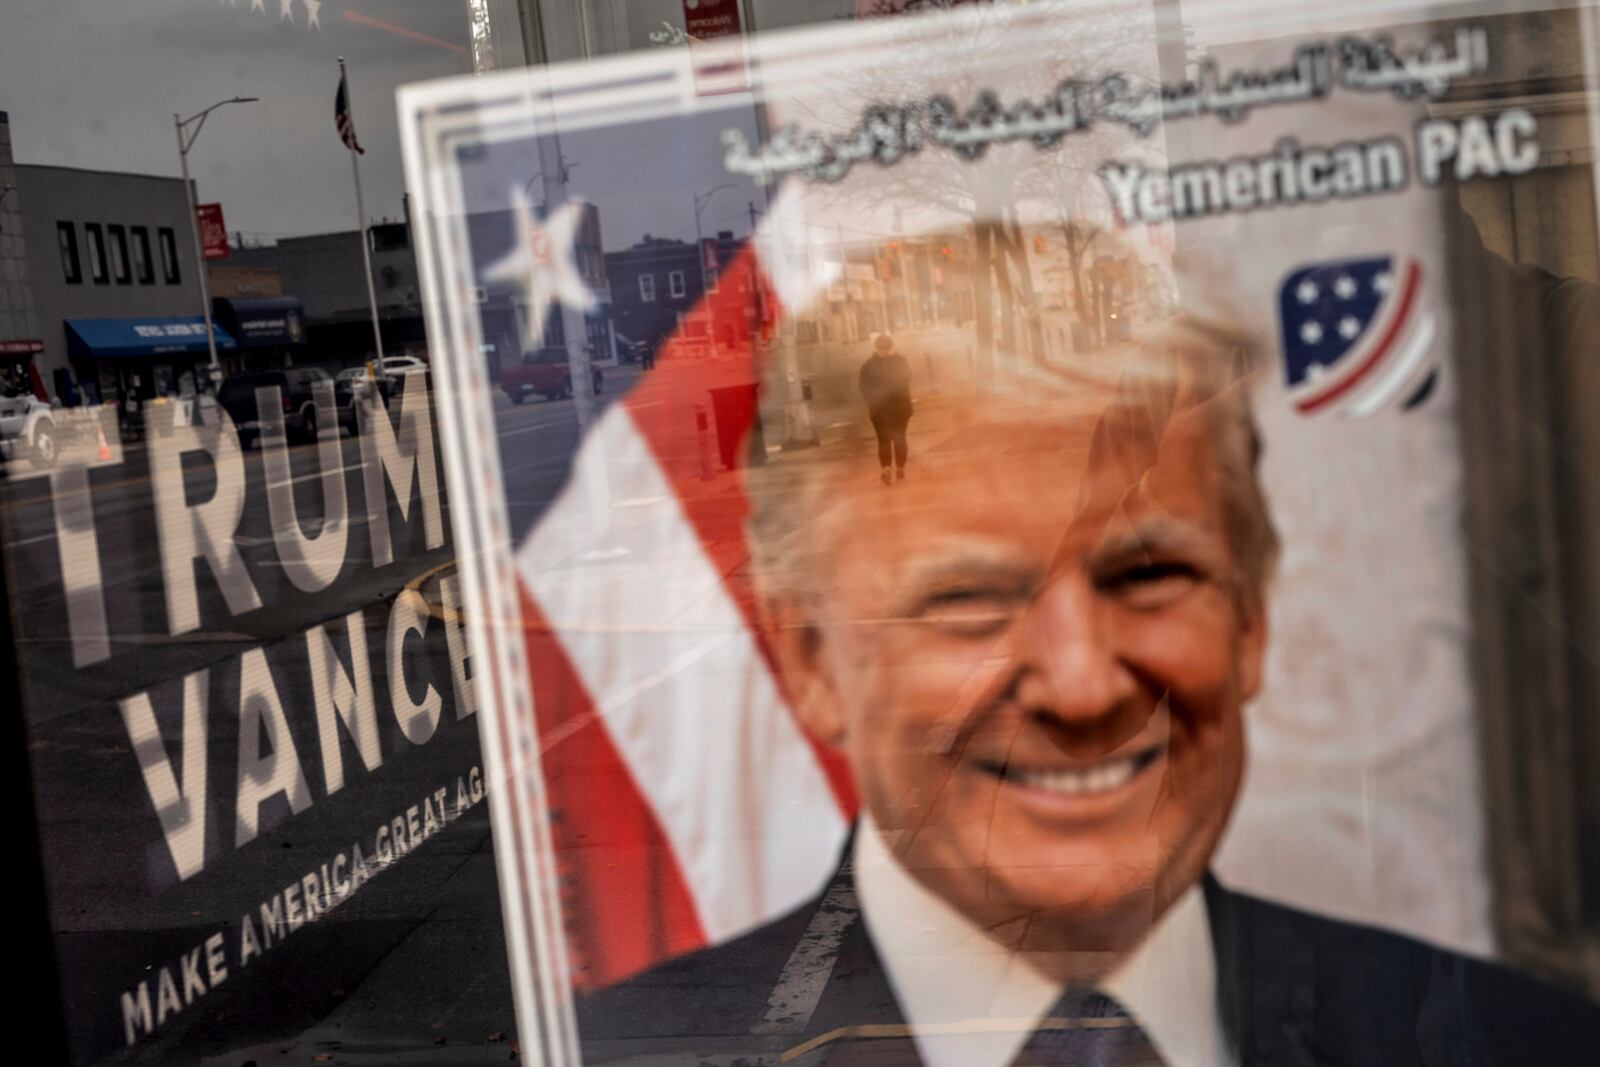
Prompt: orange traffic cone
<box><xmin>95</xmin><ymin>419</ymin><xmax>111</xmax><ymax>462</ymax></box>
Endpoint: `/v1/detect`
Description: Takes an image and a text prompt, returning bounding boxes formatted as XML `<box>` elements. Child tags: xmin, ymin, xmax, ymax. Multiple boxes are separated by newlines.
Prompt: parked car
<box><xmin>500</xmin><ymin>347</ymin><xmax>604</xmax><ymax>404</ymax></box>
<box><xmin>0</xmin><ymin>387</ymin><xmax>60</xmax><ymax>468</ymax></box>
<box><xmin>377</xmin><ymin>355</ymin><xmax>428</xmax><ymax>376</ymax></box>
<box><xmin>366</xmin><ymin>356</ymin><xmax>431</xmax><ymax>401</ymax></box>
<box><xmin>217</xmin><ymin>367</ymin><xmax>355</xmax><ymax>448</ymax></box>
<box><xmin>335</xmin><ymin>366</ymin><xmax>381</xmax><ymax>403</ymax></box>
<box><xmin>614</xmin><ymin>334</ymin><xmax>654</xmax><ymax>366</ymax></box>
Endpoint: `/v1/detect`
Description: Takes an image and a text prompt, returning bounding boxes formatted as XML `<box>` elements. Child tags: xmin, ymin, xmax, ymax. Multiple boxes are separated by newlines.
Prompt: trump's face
<box><xmin>774</xmin><ymin>394</ymin><xmax>1266</xmax><ymax>957</ymax></box>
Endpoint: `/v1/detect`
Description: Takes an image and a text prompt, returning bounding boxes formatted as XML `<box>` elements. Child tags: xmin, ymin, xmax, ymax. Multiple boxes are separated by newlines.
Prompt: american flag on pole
<box><xmin>335</xmin><ymin>69</ymin><xmax>364</xmax><ymax>154</ymax></box>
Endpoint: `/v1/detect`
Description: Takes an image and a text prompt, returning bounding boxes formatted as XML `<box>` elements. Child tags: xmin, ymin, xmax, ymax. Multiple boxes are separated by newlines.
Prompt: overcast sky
<box><xmin>1</xmin><ymin>0</ymin><xmax>775</xmax><ymax>251</ymax></box>
<box><xmin>1</xmin><ymin>0</ymin><xmax>473</xmax><ymax>241</ymax></box>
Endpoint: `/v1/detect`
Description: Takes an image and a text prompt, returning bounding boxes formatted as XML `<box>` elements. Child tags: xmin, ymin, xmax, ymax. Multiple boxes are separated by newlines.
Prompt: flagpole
<box><xmin>340</xmin><ymin>57</ymin><xmax>386</xmax><ymax>368</ymax></box>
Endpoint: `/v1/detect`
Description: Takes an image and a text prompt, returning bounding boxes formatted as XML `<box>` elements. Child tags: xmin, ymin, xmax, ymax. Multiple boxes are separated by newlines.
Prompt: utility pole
<box><xmin>337</xmin><ymin>58</ymin><xmax>386</xmax><ymax>372</ymax></box>
<box><xmin>735</xmin><ymin>0</ymin><xmax>816</xmax><ymax>449</ymax></box>
<box><xmin>538</xmin><ymin>133</ymin><xmax>597</xmax><ymax>433</ymax></box>
<box><xmin>174</xmin><ymin>96</ymin><xmax>257</xmax><ymax>383</ymax></box>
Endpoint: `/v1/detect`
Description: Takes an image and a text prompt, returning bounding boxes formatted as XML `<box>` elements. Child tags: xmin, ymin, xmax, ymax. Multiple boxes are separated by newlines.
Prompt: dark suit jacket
<box><xmin>576</xmin><ymin>857</ymin><xmax>1600</xmax><ymax>1066</ymax></box>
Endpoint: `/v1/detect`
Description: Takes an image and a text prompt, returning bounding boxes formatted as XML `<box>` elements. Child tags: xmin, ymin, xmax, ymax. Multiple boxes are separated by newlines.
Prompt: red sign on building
<box><xmin>196</xmin><ymin>202</ymin><xmax>229</xmax><ymax>260</ymax></box>
<box><xmin>682</xmin><ymin>0</ymin><xmax>741</xmax><ymax>40</ymax></box>
<box><xmin>683</xmin><ymin>0</ymin><xmax>747</xmax><ymax>95</ymax></box>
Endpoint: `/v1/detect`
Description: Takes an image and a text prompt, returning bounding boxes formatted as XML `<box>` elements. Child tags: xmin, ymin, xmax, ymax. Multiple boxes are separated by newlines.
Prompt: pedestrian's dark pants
<box><xmin>871</xmin><ymin>411</ymin><xmax>910</xmax><ymax>471</ymax></box>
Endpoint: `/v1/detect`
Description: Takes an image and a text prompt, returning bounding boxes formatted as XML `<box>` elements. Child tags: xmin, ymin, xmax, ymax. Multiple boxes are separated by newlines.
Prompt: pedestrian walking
<box><xmin>858</xmin><ymin>333</ymin><xmax>913</xmax><ymax>485</ymax></box>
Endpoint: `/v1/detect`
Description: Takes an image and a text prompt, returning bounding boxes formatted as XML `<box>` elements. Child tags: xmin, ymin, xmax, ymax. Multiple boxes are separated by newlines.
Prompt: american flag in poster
<box><xmin>492</xmin><ymin>220</ymin><xmax>855</xmax><ymax>991</ymax></box>
<box><xmin>399</xmin><ymin>59</ymin><xmax>872</xmax><ymax>1056</ymax></box>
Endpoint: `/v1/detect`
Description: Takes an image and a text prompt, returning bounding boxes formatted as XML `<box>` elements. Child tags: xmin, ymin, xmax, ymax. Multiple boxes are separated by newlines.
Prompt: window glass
<box><xmin>156</xmin><ymin>226</ymin><xmax>178</xmax><ymax>284</ymax></box>
<box><xmin>106</xmin><ymin>224</ymin><xmax>129</xmax><ymax>284</ymax></box>
<box><xmin>0</xmin><ymin>4</ymin><xmax>493</xmax><ymax>1063</ymax></box>
<box><xmin>56</xmin><ymin>221</ymin><xmax>80</xmax><ymax>284</ymax></box>
<box><xmin>130</xmin><ymin>226</ymin><xmax>152</xmax><ymax>284</ymax></box>
<box><xmin>83</xmin><ymin>221</ymin><xmax>106</xmax><ymax>283</ymax></box>
<box><xmin>3</xmin><ymin>1</ymin><xmax>1600</xmax><ymax>1065</ymax></box>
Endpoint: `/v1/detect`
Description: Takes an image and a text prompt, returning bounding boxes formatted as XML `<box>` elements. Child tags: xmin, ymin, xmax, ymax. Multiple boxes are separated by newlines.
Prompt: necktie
<box><xmin>1011</xmin><ymin>989</ymin><xmax>1168</xmax><ymax>1067</ymax></box>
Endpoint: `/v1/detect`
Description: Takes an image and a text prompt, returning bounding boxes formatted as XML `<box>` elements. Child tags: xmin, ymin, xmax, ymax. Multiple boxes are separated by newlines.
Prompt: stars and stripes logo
<box><xmin>335</xmin><ymin>71</ymin><xmax>364</xmax><ymax>154</ymax></box>
<box><xmin>1278</xmin><ymin>255</ymin><xmax>1438</xmax><ymax>417</ymax></box>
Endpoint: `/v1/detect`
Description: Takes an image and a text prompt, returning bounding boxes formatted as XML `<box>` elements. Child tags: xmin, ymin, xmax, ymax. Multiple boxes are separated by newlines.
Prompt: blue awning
<box><xmin>211</xmin><ymin>296</ymin><xmax>307</xmax><ymax>347</ymax></box>
<box><xmin>65</xmin><ymin>316</ymin><xmax>236</xmax><ymax>359</ymax></box>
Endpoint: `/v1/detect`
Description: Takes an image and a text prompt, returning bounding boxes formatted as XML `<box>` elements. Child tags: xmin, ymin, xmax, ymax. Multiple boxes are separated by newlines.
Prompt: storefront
<box><xmin>64</xmin><ymin>314</ymin><xmax>235</xmax><ymax>406</ymax></box>
<box><xmin>211</xmin><ymin>295</ymin><xmax>307</xmax><ymax>370</ymax></box>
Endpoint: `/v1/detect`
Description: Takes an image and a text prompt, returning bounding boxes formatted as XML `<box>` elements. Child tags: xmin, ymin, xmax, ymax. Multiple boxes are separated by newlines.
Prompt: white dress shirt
<box><xmin>853</xmin><ymin>816</ymin><xmax>1234</xmax><ymax>1067</ymax></box>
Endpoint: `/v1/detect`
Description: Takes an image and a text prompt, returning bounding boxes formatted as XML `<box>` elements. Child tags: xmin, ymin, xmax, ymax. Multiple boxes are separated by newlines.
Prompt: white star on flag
<box><xmin>304</xmin><ymin>0</ymin><xmax>321</xmax><ymax>28</ymax></box>
<box><xmin>482</xmin><ymin>188</ymin><xmax>596</xmax><ymax>349</ymax></box>
<box><xmin>279</xmin><ymin>0</ymin><xmax>295</xmax><ymax>21</ymax></box>
<box><xmin>1296</xmin><ymin>279</ymin><xmax>1318</xmax><ymax>305</ymax></box>
<box><xmin>1333</xmin><ymin>275</ymin><xmax>1358</xmax><ymax>300</ymax></box>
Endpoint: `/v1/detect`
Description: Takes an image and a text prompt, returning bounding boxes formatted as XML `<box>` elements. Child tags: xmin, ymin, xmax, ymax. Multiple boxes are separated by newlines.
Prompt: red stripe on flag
<box><xmin>619</xmin><ymin>244</ymin><xmax>858</xmax><ymax>816</ymax></box>
<box><xmin>521</xmin><ymin>588</ymin><xmax>708</xmax><ymax>990</ymax></box>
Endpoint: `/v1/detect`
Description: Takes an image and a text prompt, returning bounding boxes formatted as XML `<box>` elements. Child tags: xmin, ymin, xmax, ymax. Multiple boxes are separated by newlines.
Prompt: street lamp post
<box><xmin>693</xmin><ymin>183</ymin><xmax>736</xmax><ymax>298</ymax></box>
<box><xmin>523</xmin><ymin>159</ymin><xmax>577</xmax><ymax>208</ymax></box>
<box><xmin>693</xmin><ymin>184</ymin><xmax>735</xmax><ymax>358</ymax></box>
<box><xmin>175</xmin><ymin>96</ymin><xmax>257</xmax><ymax>381</ymax></box>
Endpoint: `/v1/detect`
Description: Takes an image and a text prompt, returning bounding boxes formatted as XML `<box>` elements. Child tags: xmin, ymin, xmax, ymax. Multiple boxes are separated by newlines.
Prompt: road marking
<box><xmin>754</xmin><ymin>870</ymin><xmax>859</xmax><ymax>1037</ymax></box>
<box><xmin>264</xmin><ymin>459</ymin><xmax>365</xmax><ymax>492</ymax></box>
<box><xmin>499</xmin><ymin>418</ymin><xmax>565</xmax><ymax>439</ymax></box>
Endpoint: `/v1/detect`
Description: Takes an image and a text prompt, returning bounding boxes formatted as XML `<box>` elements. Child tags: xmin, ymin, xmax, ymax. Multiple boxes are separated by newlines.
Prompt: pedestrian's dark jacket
<box><xmin>858</xmin><ymin>352</ymin><xmax>913</xmax><ymax>419</ymax></box>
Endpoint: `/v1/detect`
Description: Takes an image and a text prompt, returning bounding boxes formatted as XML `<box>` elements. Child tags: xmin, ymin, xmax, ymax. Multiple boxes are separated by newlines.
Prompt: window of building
<box><xmin>56</xmin><ymin>222</ymin><xmax>81</xmax><ymax>284</ymax></box>
<box><xmin>370</xmin><ymin>222</ymin><xmax>409</xmax><ymax>251</ymax></box>
<box><xmin>158</xmin><ymin>227</ymin><xmax>180</xmax><ymax>284</ymax></box>
<box><xmin>639</xmin><ymin>273</ymin><xmax>655</xmax><ymax>302</ymax></box>
<box><xmin>107</xmin><ymin>224</ymin><xmax>131</xmax><ymax>284</ymax></box>
<box><xmin>84</xmin><ymin>223</ymin><xmax>108</xmax><ymax>284</ymax></box>
<box><xmin>669</xmin><ymin>269</ymin><xmax>686</xmax><ymax>298</ymax></box>
<box><xmin>131</xmin><ymin>226</ymin><xmax>153</xmax><ymax>284</ymax></box>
